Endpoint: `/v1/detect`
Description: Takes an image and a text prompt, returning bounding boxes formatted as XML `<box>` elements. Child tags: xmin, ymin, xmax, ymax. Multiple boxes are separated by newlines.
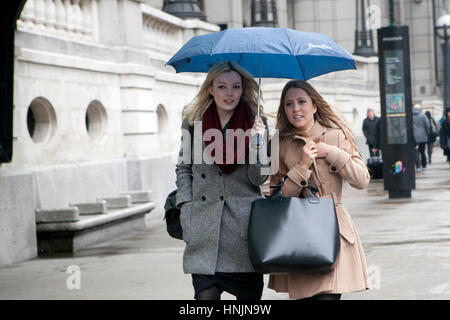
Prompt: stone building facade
<box><xmin>0</xmin><ymin>0</ymin><xmax>445</xmax><ymax>266</ymax></box>
<box><xmin>1</xmin><ymin>0</ymin><xmax>219</xmax><ymax>266</ymax></box>
<box><xmin>199</xmin><ymin>0</ymin><xmax>445</xmax><ymax>117</ymax></box>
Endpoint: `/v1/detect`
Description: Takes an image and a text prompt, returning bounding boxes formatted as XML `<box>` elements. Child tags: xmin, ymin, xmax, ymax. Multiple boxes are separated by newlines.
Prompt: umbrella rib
<box><xmin>210</xmin><ymin>30</ymin><xmax>221</xmax><ymax>56</ymax></box>
<box><xmin>282</xmin><ymin>28</ymin><xmax>306</xmax><ymax>80</ymax></box>
<box><xmin>296</xmin><ymin>56</ymin><xmax>307</xmax><ymax>81</ymax></box>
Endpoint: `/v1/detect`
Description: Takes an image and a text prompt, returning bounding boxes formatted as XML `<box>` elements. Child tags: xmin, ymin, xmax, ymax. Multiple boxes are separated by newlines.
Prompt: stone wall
<box><xmin>0</xmin><ymin>171</ymin><xmax>36</xmax><ymax>266</ymax></box>
<box><xmin>0</xmin><ymin>0</ymin><xmax>218</xmax><ymax>267</ymax></box>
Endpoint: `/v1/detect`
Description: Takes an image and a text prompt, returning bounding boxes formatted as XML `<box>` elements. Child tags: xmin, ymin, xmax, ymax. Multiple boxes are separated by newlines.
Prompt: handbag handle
<box><xmin>311</xmin><ymin>158</ymin><xmax>324</xmax><ymax>196</ymax></box>
<box><xmin>270</xmin><ymin>180</ymin><xmax>320</xmax><ymax>204</ymax></box>
<box><xmin>269</xmin><ymin>176</ymin><xmax>286</xmax><ymax>201</ymax></box>
<box><xmin>270</xmin><ymin>159</ymin><xmax>323</xmax><ymax>204</ymax></box>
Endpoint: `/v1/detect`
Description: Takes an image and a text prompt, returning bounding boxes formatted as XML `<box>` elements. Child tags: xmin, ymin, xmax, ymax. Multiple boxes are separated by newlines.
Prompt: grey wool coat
<box><xmin>175</xmin><ymin>116</ymin><xmax>270</xmax><ymax>275</ymax></box>
<box><xmin>413</xmin><ymin>108</ymin><xmax>431</xmax><ymax>144</ymax></box>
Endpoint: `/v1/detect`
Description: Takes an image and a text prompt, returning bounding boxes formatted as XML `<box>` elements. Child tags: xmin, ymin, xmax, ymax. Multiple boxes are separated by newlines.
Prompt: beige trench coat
<box><xmin>268</xmin><ymin>121</ymin><xmax>370</xmax><ymax>299</ymax></box>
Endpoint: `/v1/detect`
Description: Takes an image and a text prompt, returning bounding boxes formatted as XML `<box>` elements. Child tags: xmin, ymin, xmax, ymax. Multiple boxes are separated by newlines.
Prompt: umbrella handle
<box><xmin>256</xmin><ymin>56</ymin><xmax>262</xmax><ymax>153</ymax></box>
<box><xmin>257</xmin><ymin>55</ymin><xmax>262</xmax><ymax>119</ymax></box>
<box><xmin>256</xmin><ymin>55</ymin><xmax>262</xmax><ymax>156</ymax></box>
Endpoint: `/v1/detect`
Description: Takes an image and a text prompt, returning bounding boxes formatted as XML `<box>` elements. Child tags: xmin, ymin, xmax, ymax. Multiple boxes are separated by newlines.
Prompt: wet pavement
<box><xmin>0</xmin><ymin>149</ymin><xmax>449</xmax><ymax>300</ymax></box>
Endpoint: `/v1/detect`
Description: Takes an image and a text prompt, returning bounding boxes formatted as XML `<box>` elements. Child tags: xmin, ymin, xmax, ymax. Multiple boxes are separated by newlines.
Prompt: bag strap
<box><xmin>311</xmin><ymin>158</ymin><xmax>324</xmax><ymax>196</ymax></box>
<box><xmin>270</xmin><ymin>159</ymin><xmax>324</xmax><ymax>199</ymax></box>
<box><xmin>188</xmin><ymin>124</ymin><xmax>194</xmax><ymax>165</ymax></box>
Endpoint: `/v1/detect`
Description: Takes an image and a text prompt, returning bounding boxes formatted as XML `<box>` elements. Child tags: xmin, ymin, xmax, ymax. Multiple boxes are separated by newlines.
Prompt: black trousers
<box><xmin>192</xmin><ymin>272</ymin><xmax>264</xmax><ymax>300</ymax></box>
<box><xmin>415</xmin><ymin>143</ymin><xmax>427</xmax><ymax>169</ymax></box>
<box><xmin>368</xmin><ymin>144</ymin><xmax>379</xmax><ymax>157</ymax></box>
<box><xmin>298</xmin><ymin>293</ymin><xmax>342</xmax><ymax>301</ymax></box>
<box><xmin>426</xmin><ymin>142</ymin><xmax>434</xmax><ymax>162</ymax></box>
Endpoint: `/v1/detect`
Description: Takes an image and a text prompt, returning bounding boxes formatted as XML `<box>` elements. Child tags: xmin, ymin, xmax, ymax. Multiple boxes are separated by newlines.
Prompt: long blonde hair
<box><xmin>183</xmin><ymin>61</ymin><xmax>263</xmax><ymax>125</ymax></box>
<box><xmin>276</xmin><ymin>80</ymin><xmax>359</xmax><ymax>152</ymax></box>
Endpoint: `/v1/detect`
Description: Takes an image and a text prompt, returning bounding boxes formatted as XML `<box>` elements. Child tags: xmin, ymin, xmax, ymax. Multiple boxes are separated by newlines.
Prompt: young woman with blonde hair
<box><xmin>268</xmin><ymin>80</ymin><xmax>370</xmax><ymax>300</ymax></box>
<box><xmin>176</xmin><ymin>61</ymin><xmax>270</xmax><ymax>300</ymax></box>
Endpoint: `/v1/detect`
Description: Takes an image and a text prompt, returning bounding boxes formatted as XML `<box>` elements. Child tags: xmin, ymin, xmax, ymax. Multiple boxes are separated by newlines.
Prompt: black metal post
<box><xmin>361</xmin><ymin>0</ymin><xmax>367</xmax><ymax>34</ymax></box>
<box><xmin>354</xmin><ymin>0</ymin><xmax>376</xmax><ymax>56</ymax></box>
<box><xmin>377</xmin><ymin>26</ymin><xmax>415</xmax><ymax>198</ymax></box>
<box><xmin>0</xmin><ymin>0</ymin><xmax>27</xmax><ymax>163</ymax></box>
<box><xmin>435</xmin><ymin>16</ymin><xmax>450</xmax><ymax>114</ymax></box>
<box><xmin>389</xmin><ymin>0</ymin><xmax>395</xmax><ymax>26</ymax></box>
<box><xmin>442</xmin><ymin>25</ymin><xmax>450</xmax><ymax>109</ymax></box>
<box><xmin>432</xmin><ymin>0</ymin><xmax>439</xmax><ymax>83</ymax></box>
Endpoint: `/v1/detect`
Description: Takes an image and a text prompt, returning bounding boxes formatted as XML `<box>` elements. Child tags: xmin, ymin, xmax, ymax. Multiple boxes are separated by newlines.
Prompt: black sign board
<box><xmin>377</xmin><ymin>26</ymin><xmax>415</xmax><ymax>198</ymax></box>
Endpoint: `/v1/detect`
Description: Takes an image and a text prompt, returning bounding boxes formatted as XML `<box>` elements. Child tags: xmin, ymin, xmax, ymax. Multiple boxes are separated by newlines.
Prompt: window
<box><xmin>85</xmin><ymin>100</ymin><xmax>107</xmax><ymax>141</ymax></box>
<box><xmin>27</xmin><ymin>97</ymin><xmax>57</xmax><ymax>144</ymax></box>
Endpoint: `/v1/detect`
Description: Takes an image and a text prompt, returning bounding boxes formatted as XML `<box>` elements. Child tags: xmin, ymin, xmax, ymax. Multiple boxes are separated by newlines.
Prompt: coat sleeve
<box><xmin>247</xmin><ymin>117</ymin><xmax>270</xmax><ymax>187</ymax></box>
<box><xmin>281</xmin><ymin>162</ymin><xmax>312</xmax><ymax>197</ymax></box>
<box><xmin>324</xmin><ymin>130</ymin><xmax>370</xmax><ymax>190</ymax></box>
<box><xmin>272</xmin><ymin>139</ymin><xmax>312</xmax><ymax>197</ymax></box>
<box><xmin>175</xmin><ymin>119</ymin><xmax>193</xmax><ymax>207</ymax></box>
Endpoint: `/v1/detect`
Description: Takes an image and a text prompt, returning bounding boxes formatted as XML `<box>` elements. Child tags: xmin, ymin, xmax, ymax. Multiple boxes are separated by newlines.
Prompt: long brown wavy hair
<box><xmin>183</xmin><ymin>61</ymin><xmax>263</xmax><ymax>125</ymax></box>
<box><xmin>276</xmin><ymin>80</ymin><xmax>359</xmax><ymax>152</ymax></box>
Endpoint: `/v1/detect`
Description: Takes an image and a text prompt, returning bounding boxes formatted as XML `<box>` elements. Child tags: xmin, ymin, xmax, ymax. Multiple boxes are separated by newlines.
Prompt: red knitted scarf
<box><xmin>202</xmin><ymin>101</ymin><xmax>254</xmax><ymax>174</ymax></box>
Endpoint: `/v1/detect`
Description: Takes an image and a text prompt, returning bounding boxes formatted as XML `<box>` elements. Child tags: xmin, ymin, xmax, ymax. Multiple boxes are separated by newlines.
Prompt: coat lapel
<box><xmin>287</xmin><ymin>122</ymin><xmax>327</xmax><ymax>190</ymax></box>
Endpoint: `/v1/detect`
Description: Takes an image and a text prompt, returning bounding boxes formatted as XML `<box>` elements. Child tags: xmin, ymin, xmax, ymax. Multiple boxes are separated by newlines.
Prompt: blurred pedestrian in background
<box><xmin>412</xmin><ymin>105</ymin><xmax>430</xmax><ymax>172</ymax></box>
<box><xmin>362</xmin><ymin>108</ymin><xmax>380</xmax><ymax>157</ymax></box>
<box><xmin>424</xmin><ymin>111</ymin><xmax>438</xmax><ymax>164</ymax></box>
<box><xmin>439</xmin><ymin>108</ymin><xmax>450</xmax><ymax>165</ymax></box>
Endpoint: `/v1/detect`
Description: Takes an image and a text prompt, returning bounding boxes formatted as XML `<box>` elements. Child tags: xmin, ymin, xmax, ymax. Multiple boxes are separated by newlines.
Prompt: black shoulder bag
<box><xmin>247</xmin><ymin>160</ymin><xmax>340</xmax><ymax>274</ymax></box>
<box><xmin>164</xmin><ymin>124</ymin><xmax>194</xmax><ymax>240</ymax></box>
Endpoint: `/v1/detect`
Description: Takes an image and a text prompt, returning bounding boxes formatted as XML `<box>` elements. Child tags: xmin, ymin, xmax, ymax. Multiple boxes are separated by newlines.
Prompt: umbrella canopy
<box><xmin>166</xmin><ymin>27</ymin><xmax>356</xmax><ymax>80</ymax></box>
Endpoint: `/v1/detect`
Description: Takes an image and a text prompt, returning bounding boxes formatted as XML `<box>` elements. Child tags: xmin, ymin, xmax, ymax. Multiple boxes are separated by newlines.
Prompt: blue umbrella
<box><xmin>166</xmin><ymin>27</ymin><xmax>356</xmax><ymax>117</ymax></box>
<box><xmin>167</xmin><ymin>27</ymin><xmax>355</xmax><ymax>80</ymax></box>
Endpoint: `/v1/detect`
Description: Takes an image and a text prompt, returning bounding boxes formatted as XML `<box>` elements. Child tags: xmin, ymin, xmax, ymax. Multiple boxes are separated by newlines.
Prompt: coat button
<box><xmin>201</xmin><ymin>196</ymin><xmax>206</xmax><ymax>201</ymax></box>
<box><xmin>201</xmin><ymin>174</ymin><xmax>206</xmax><ymax>179</ymax></box>
<box><xmin>300</xmin><ymin>180</ymin><xmax>307</xmax><ymax>186</ymax></box>
<box><xmin>218</xmin><ymin>172</ymin><xmax>223</xmax><ymax>176</ymax></box>
<box><xmin>220</xmin><ymin>196</ymin><xmax>224</xmax><ymax>201</ymax></box>
<box><xmin>331</xmin><ymin>166</ymin><xmax>337</xmax><ymax>172</ymax></box>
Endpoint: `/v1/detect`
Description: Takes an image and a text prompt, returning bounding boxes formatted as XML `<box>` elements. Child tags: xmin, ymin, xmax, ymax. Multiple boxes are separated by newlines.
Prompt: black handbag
<box><xmin>163</xmin><ymin>124</ymin><xmax>194</xmax><ymax>240</ymax></box>
<box><xmin>367</xmin><ymin>156</ymin><xmax>383</xmax><ymax>179</ymax></box>
<box><xmin>431</xmin><ymin>129</ymin><xmax>439</xmax><ymax>139</ymax></box>
<box><xmin>248</xmin><ymin>162</ymin><xmax>340</xmax><ymax>274</ymax></box>
<box><xmin>367</xmin><ymin>156</ymin><xmax>382</xmax><ymax>166</ymax></box>
<box><xmin>164</xmin><ymin>190</ymin><xmax>183</xmax><ymax>240</ymax></box>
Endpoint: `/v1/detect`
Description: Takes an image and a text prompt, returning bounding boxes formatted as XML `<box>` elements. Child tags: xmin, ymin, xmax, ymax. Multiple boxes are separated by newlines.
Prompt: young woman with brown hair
<box><xmin>268</xmin><ymin>80</ymin><xmax>370</xmax><ymax>300</ymax></box>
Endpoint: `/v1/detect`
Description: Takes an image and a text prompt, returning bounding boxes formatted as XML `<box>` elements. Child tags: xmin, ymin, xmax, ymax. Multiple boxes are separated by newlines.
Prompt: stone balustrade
<box><xmin>141</xmin><ymin>3</ymin><xmax>219</xmax><ymax>59</ymax></box>
<box><xmin>141</xmin><ymin>4</ymin><xmax>184</xmax><ymax>58</ymax></box>
<box><xmin>17</xmin><ymin>0</ymin><xmax>95</xmax><ymax>42</ymax></box>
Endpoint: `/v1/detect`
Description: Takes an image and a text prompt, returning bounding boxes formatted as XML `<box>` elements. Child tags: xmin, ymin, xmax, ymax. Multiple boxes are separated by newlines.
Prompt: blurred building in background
<box><xmin>0</xmin><ymin>0</ymin><xmax>445</xmax><ymax>266</ymax></box>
